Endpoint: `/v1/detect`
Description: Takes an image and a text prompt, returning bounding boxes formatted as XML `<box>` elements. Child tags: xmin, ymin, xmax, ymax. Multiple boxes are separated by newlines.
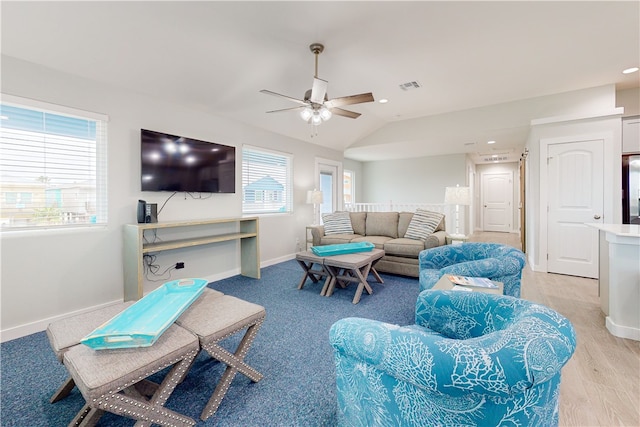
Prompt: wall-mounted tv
<box><xmin>141</xmin><ymin>129</ymin><xmax>236</xmax><ymax>193</ymax></box>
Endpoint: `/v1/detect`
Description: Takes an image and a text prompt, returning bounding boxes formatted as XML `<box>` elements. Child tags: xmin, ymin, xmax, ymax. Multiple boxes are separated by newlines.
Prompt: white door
<box><xmin>547</xmin><ymin>139</ymin><xmax>603</xmax><ymax>278</ymax></box>
<box><xmin>482</xmin><ymin>172</ymin><xmax>512</xmax><ymax>232</ymax></box>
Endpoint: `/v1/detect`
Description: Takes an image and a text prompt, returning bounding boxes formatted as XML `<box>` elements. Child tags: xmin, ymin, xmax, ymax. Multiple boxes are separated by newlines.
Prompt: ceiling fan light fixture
<box><xmin>300</xmin><ymin>107</ymin><xmax>313</xmax><ymax>121</ymax></box>
<box><xmin>311</xmin><ymin>112</ymin><xmax>323</xmax><ymax>126</ymax></box>
<box><xmin>319</xmin><ymin>106</ymin><xmax>332</xmax><ymax>121</ymax></box>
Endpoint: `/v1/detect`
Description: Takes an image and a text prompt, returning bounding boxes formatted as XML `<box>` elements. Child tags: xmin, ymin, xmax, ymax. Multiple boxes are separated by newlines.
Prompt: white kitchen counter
<box><xmin>587</xmin><ymin>223</ymin><xmax>640</xmax><ymax>341</ymax></box>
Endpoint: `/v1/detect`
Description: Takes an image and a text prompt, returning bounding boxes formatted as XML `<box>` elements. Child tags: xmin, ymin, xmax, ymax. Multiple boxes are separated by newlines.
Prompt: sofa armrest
<box><xmin>424</xmin><ymin>230</ymin><xmax>446</xmax><ymax>248</ymax></box>
<box><xmin>309</xmin><ymin>225</ymin><xmax>325</xmax><ymax>246</ymax></box>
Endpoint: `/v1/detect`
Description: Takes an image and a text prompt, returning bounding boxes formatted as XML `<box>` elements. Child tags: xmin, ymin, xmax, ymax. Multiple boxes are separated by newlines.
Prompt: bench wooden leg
<box><xmin>50</xmin><ymin>376</ymin><xmax>75</xmax><ymax>403</ymax></box>
<box><xmin>199</xmin><ymin>318</ymin><xmax>265</xmax><ymax>421</ymax></box>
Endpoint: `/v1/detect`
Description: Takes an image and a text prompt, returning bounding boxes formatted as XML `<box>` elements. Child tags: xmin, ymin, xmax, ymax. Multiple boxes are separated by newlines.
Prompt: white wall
<box><xmin>361</xmin><ymin>153</ymin><xmax>466</xmax><ymax>204</ymax></box>
<box><xmin>0</xmin><ymin>56</ymin><xmax>344</xmax><ymax>340</ymax></box>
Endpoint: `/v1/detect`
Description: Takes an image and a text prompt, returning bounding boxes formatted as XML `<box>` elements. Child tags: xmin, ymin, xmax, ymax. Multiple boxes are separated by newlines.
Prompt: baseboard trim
<box><xmin>1</xmin><ymin>255</ymin><xmax>298</xmax><ymax>343</ymax></box>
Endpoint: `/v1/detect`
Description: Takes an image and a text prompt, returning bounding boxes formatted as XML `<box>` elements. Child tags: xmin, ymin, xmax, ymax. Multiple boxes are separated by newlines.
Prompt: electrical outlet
<box><xmin>176</xmin><ymin>262</ymin><xmax>185</xmax><ymax>269</ymax></box>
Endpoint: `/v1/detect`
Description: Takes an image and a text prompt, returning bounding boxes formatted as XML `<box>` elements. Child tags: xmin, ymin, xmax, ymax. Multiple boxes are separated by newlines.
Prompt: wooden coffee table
<box><xmin>295</xmin><ymin>249</ymin><xmax>385</xmax><ymax>304</ymax></box>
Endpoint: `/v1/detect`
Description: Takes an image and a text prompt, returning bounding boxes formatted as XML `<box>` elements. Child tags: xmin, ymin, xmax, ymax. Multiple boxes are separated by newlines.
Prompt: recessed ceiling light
<box><xmin>487</xmin><ymin>140</ymin><xmax>496</xmax><ymax>144</ymax></box>
<box><xmin>379</xmin><ymin>99</ymin><xmax>388</xmax><ymax>104</ymax></box>
<box><xmin>623</xmin><ymin>67</ymin><xmax>639</xmax><ymax>74</ymax></box>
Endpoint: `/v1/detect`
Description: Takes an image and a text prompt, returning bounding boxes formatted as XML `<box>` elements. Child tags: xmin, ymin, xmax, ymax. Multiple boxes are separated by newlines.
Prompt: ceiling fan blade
<box><xmin>310</xmin><ymin>78</ymin><xmax>328</xmax><ymax>104</ymax></box>
<box><xmin>324</xmin><ymin>92</ymin><xmax>374</xmax><ymax>109</ymax></box>
<box><xmin>260</xmin><ymin>89</ymin><xmax>308</xmax><ymax>106</ymax></box>
<box><xmin>329</xmin><ymin>108</ymin><xmax>361</xmax><ymax>119</ymax></box>
<box><xmin>266</xmin><ymin>106</ymin><xmax>306</xmax><ymax>114</ymax></box>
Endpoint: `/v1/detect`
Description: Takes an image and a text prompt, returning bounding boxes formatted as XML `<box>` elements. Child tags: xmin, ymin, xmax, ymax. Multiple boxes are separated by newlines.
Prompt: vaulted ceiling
<box><xmin>2</xmin><ymin>1</ymin><xmax>639</xmax><ymax>163</ymax></box>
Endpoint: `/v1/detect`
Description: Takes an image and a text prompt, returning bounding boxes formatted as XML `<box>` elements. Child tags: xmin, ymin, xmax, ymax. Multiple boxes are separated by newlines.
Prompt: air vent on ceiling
<box><xmin>399</xmin><ymin>81</ymin><xmax>422</xmax><ymax>91</ymax></box>
<box><xmin>483</xmin><ymin>156</ymin><xmax>509</xmax><ymax>162</ymax></box>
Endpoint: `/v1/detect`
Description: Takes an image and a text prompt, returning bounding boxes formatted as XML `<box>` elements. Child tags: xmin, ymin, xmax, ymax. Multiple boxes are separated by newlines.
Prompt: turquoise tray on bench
<box><xmin>311</xmin><ymin>241</ymin><xmax>375</xmax><ymax>257</ymax></box>
<box><xmin>81</xmin><ymin>278</ymin><xmax>208</xmax><ymax>350</ymax></box>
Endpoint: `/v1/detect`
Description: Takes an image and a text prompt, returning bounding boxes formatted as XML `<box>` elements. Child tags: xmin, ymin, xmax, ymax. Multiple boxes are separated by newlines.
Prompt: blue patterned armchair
<box><xmin>329</xmin><ymin>290</ymin><xmax>576</xmax><ymax>427</ymax></box>
<box><xmin>419</xmin><ymin>242</ymin><xmax>526</xmax><ymax>297</ymax></box>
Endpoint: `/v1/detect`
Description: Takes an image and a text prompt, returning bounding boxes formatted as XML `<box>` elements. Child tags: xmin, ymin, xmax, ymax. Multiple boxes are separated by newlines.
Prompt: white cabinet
<box><xmin>590</xmin><ymin>224</ymin><xmax>640</xmax><ymax>341</ymax></box>
<box><xmin>622</xmin><ymin>116</ymin><xmax>640</xmax><ymax>153</ymax></box>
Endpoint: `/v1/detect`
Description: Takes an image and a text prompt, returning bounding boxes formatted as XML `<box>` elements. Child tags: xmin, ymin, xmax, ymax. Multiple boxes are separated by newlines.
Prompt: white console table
<box><xmin>588</xmin><ymin>223</ymin><xmax>640</xmax><ymax>341</ymax></box>
<box><xmin>123</xmin><ymin>217</ymin><xmax>260</xmax><ymax>301</ymax></box>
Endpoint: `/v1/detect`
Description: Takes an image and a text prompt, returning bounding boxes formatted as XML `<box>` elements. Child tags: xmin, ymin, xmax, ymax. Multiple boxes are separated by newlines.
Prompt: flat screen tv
<box><xmin>141</xmin><ymin>129</ymin><xmax>236</xmax><ymax>193</ymax></box>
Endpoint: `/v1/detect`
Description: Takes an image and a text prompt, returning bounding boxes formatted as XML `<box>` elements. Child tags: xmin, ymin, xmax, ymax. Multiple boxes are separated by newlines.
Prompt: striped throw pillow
<box><xmin>404</xmin><ymin>209</ymin><xmax>444</xmax><ymax>241</ymax></box>
<box><xmin>322</xmin><ymin>212</ymin><xmax>354</xmax><ymax>235</ymax></box>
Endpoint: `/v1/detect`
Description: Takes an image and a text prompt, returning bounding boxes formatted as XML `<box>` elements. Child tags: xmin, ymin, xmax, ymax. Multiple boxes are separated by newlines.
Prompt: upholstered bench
<box><xmin>176</xmin><ymin>292</ymin><xmax>266</xmax><ymax>421</ymax></box>
<box><xmin>64</xmin><ymin>323</ymin><xmax>199</xmax><ymax>426</ymax></box>
<box><xmin>46</xmin><ymin>289</ymin><xmax>223</xmax><ymax>403</ymax></box>
<box><xmin>46</xmin><ymin>301</ymin><xmax>134</xmax><ymax>403</ymax></box>
<box><xmin>47</xmin><ymin>288</ymin><xmax>266</xmax><ymax>423</ymax></box>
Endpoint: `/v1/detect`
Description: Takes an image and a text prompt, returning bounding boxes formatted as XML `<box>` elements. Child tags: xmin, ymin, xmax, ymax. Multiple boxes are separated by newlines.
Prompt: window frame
<box><xmin>0</xmin><ymin>94</ymin><xmax>109</xmax><ymax>232</ymax></box>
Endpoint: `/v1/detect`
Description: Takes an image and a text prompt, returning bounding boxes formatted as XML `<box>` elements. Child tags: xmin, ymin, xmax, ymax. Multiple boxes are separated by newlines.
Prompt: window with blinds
<box><xmin>242</xmin><ymin>146</ymin><xmax>292</xmax><ymax>214</ymax></box>
<box><xmin>0</xmin><ymin>95</ymin><xmax>108</xmax><ymax>230</ymax></box>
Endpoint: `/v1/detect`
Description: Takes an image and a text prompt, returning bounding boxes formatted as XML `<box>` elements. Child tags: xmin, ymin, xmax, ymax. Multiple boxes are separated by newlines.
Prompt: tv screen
<box><xmin>141</xmin><ymin>129</ymin><xmax>236</xmax><ymax>193</ymax></box>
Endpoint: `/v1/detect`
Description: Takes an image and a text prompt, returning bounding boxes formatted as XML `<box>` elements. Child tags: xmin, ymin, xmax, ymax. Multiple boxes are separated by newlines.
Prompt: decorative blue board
<box><xmin>81</xmin><ymin>278</ymin><xmax>208</xmax><ymax>350</ymax></box>
<box><xmin>311</xmin><ymin>241</ymin><xmax>375</xmax><ymax>256</ymax></box>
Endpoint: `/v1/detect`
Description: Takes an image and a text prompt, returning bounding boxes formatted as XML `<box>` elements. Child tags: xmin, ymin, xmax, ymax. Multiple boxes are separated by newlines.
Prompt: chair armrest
<box><xmin>415</xmin><ymin>290</ymin><xmax>515</xmax><ymax>337</ymax></box>
<box><xmin>330</xmin><ymin>315</ymin><xmax>574</xmax><ymax>397</ymax></box>
<box><xmin>309</xmin><ymin>225</ymin><xmax>325</xmax><ymax>246</ymax></box>
<box><xmin>418</xmin><ymin>244</ymin><xmax>467</xmax><ymax>269</ymax></box>
<box><xmin>439</xmin><ymin>256</ymin><xmax>523</xmax><ymax>279</ymax></box>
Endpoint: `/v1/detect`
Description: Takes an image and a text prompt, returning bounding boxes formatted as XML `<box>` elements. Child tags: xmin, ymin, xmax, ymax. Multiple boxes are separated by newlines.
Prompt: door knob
<box><xmin>594</xmin><ymin>214</ymin><xmax>601</xmax><ymax>220</ymax></box>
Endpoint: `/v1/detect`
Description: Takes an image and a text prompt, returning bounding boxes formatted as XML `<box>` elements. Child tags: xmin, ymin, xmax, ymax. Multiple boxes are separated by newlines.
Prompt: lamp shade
<box><xmin>444</xmin><ymin>186</ymin><xmax>471</xmax><ymax>205</ymax></box>
<box><xmin>306</xmin><ymin>190</ymin><xmax>323</xmax><ymax>205</ymax></box>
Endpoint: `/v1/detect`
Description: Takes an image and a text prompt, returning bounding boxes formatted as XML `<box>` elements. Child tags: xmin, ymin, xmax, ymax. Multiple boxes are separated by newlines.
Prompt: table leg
<box><xmin>323</xmin><ymin>265</ymin><xmax>338</xmax><ymax>297</ymax></box>
<box><xmin>296</xmin><ymin>260</ymin><xmax>322</xmax><ymax>289</ymax></box>
<box><xmin>352</xmin><ymin>263</ymin><xmax>375</xmax><ymax>304</ymax></box>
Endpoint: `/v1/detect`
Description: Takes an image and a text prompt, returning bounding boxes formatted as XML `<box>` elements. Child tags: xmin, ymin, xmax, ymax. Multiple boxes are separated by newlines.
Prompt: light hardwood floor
<box><xmin>468</xmin><ymin>232</ymin><xmax>640</xmax><ymax>426</ymax></box>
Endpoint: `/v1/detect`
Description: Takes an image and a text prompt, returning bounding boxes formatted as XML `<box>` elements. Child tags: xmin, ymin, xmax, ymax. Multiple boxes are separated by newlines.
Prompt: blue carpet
<box><xmin>0</xmin><ymin>259</ymin><xmax>420</xmax><ymax>426</ymax></box>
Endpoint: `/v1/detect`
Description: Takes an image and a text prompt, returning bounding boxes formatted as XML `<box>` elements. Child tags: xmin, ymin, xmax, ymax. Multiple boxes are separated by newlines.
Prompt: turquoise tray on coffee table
<box><xmin>81</xmin><ymin>278</ymin><xmax>208</xmax><ymax>350</ymax></box>
<box><xmin>311</xmin><ymin>241</ymin><xmax>374</xmax><ymax>256</ymax></box>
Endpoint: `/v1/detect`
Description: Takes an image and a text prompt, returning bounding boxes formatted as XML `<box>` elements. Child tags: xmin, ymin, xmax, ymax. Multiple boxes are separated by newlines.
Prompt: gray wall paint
<box><xmin>361</xmin><ymin>154</ymin><xmax>467</xmax><ymax>204</ymax></box>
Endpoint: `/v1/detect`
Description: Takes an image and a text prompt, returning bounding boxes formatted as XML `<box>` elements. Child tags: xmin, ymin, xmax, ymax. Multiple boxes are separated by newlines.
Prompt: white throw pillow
<box><xmin>404</xmin><ymin>209</ymin><xmax>444</xmax><ymax>241</ymax></box>
<box><xmin>322</xmin><ymin>212</ymin><xmax>354</xmax><ymax>235</ymax></box>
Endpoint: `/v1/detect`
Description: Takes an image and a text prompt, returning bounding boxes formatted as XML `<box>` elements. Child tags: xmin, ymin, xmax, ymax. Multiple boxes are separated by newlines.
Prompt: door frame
<box><xmin>538</xmin><ymin>131</ymin><xmax>616</xmax><ymax>273</ymax></box>
<box><xmin>315</xmin><ymin>157</ymin><xmax>343</xmax><ymax>215</ymax></box>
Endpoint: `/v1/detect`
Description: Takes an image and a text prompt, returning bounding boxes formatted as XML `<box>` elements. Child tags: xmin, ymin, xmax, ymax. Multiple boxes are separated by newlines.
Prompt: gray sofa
<box><xmin>309</xmin><ymin>211</ymin><xmax>446</xmax><ymax>277</ymax></box>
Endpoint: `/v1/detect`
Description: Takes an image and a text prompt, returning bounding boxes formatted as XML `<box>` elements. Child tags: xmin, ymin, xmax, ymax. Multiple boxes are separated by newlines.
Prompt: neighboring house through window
<box><xmin>242</xmin><ymin>145</ymin><xmax>292</xmax><ymax>214</ymax></box>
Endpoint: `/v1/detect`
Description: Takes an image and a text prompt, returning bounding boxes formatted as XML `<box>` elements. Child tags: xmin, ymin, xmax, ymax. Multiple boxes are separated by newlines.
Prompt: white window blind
<box><xmin>242</xmin><ymin>146</ymin><xmax>292</xmax><ymax>214</ymax></box>
<box><xmin>0</xmin><ymin>95</ymin><xmax>108</xmax><ymax>230</ymax></box>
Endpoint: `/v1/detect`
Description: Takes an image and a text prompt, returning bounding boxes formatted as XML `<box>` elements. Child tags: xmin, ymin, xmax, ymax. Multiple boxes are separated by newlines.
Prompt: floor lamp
<box><xmin>307</xmin><ymin>189</ymin><xmax>323</xmax><ymax>225</ymax></box>
<box><xmin>444</xmin><ymin>185</ymin><xmax>471</xmax><ymax>239</ymax></box>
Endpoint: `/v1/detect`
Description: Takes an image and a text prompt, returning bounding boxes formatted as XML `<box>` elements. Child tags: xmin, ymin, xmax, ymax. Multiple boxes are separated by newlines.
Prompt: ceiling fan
<box><xmin>260</xmin><ymin>43</ymin><xmax>374</xmax><ymax>127</ymax></box>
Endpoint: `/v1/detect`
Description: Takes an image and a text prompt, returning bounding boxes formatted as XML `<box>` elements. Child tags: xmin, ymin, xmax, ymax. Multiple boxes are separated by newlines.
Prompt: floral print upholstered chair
<box><xmin>329</xmin><ymin>290</ymin><xmax>576</xmax><ymax>427</ymax></box>
<box><xmin>419</xmin><ymin>242</ymin><xmax>527</xmax><ymax>297</ymax></box>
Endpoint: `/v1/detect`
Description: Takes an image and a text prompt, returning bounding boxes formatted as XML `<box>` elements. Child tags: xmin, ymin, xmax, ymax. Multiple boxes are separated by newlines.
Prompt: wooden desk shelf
<box><xmin>123</xmin><ymin>217</ymin><xmax>260</xmax><ymax>301</ymax></box>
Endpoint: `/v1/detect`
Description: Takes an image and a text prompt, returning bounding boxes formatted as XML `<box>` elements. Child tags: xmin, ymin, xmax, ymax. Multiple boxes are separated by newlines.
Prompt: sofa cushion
<box><xmin>348</xmin><ymin>212</ymin><xmax>367</xmax><ymax>236</ymax></box>
<box><xmin>365</xmin><ymin>212</ymin><xmax>399</xmax><ymax>238</ymax></box>
<box><xmin>351</xmin><ymin>235</ymin><xmax>392</xmax><ymax>250</ymax></box>
<box><xmin>384</xmin><ymin>238</ymin><xmax>425</xmax><ymax>258</ymax></box>
<box><xmin>398</xmin><ymin>212</ymin><xmax>414</xmax><ymax>237</ymax></box>
<box><xmin>320</xmin><ymin>233</ymin><xmax>362</xmax><ymax>245</ymax></box>
<box><xmin>322</xmin><ymin>212</ymin><xmax>354</xmax><ymax>235</ymax></box>
<box><xmin>405</xmin><ymin>209</ymin><xmax>445</xmax><ymax>241</ymax></box>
